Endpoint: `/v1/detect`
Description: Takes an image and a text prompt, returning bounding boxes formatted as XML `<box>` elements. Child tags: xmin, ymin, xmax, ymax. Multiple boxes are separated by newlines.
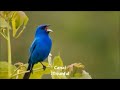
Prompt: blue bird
<box><xmin>23</xmin><ymin>24</ymin><xmax>53</xmax><ymax>79</ymax></box>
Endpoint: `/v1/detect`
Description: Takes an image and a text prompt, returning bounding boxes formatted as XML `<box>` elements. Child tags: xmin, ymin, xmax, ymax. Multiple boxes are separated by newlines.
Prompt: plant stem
<box><xmin>7</xmin><ymin>28</ymin><xmax>12</xmax><ymax>78</ymax></box>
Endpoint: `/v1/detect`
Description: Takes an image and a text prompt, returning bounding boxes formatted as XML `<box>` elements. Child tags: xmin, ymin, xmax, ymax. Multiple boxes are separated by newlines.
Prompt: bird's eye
<box><xmin>45</xmin><ymin>27</ymin><xmax>48</xmax><ymax>31</ymax></box>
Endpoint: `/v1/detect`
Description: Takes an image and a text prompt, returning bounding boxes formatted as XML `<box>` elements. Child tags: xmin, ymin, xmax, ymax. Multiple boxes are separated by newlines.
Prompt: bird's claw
<box><xmin>31</xmin><ymin>69</ymin><xmax>33</xmax><ymax>74</ymax></box>
<box><xmin>43</xmin><ymin>65</ymin><xmax>46</xmax><ymax>71</ymax></box>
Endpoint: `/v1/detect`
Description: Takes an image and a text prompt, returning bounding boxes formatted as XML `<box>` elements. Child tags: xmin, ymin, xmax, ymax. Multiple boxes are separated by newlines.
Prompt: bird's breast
<box><xmin>36</xmin><ymin>37</ymin><xmax>52</xmax><ymax>60</ymax></box>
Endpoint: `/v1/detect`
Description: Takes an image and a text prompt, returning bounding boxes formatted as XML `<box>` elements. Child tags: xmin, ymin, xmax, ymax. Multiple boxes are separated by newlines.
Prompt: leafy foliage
<box><xmin>0</xmin><ymin>11</ymin><xmax>29</xmax><ymax>38</ymax></box>
<box><xmin>50</xmin><ymin>55</ymin><xmax>91</xmax><ymax>79</ymax></box>
<box><xmin>0</xmin><ymin>16</ymin><xmax>11</xmax><ymax>29</ymax></box>
<box><xmin>50</xmin><ymin>56</ymin><xmax>67</xmax><ymax>79</ymax></box>
<box><xmin>30</xmin><ymin>62</ymin><xmax>51</xmax><ymax>79</ymax></box>
<box><xmin>11</xmin><ymin>11</ymin><xmax>29</xmax><ymax>38</ymax></box>
<box><xmin>0</xmin><ymin>61</ymin><xmax>16</xmax><ymax>79</ymax></box>
<box><xmin>0</xmin><ymin>11</ymin><xmax>29</xmax><ymax>78</ymax></box>
<box><xmin>0</xmin><ymin>54</ymin><xmax>92</xmax><ymax>79</ymax></box>
<box><xmin>10</xmin><ymin>62</ymin><xmax>51</xmax><ymax>79</ymax></box>
<box><xmin>53</xmin><ymin>56</ymin><xmax>63</xmax><ymax>67</ymax></box>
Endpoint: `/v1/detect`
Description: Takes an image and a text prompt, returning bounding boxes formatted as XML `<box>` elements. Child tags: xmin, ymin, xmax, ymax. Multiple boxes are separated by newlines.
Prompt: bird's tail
<box><xmin>23</xmin><ymin>64</ymin><xmax>34</xmax><ymax>79</ymax></box>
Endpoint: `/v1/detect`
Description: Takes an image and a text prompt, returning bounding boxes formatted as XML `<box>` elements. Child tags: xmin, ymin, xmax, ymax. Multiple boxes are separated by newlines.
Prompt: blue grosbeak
<box><xmin>23</xmin><ymin>24</ymin><xmax>53</xmax><ymax>79</ymax></box>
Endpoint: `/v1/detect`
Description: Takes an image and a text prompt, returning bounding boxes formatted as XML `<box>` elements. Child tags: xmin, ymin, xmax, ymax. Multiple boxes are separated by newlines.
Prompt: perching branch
<box><xmin>10</xmin><ymin>66</ymin><xmax>51</xmax><ymax>78</ymax></box>
<box><xmin>10</xmin><ymin>70</ymin><xmax>30</xmax><ymax>78</ymax></box>
<box><xmin>11</xmin><ymin>65</ymin><xmax>26</xmax><ymax>77</ymax></box>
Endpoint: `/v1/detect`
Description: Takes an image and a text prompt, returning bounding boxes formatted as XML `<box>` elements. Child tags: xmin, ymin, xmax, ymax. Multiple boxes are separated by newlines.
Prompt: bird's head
<box><xmin>35</xmin><ymin>24</ymin><xmax>53</xmax><ymax>37</ymax></box>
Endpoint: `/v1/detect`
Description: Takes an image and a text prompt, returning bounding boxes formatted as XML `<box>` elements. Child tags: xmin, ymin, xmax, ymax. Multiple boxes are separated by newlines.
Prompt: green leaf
<box><xmin>0</xmin><ymin>11</ymin><xmax>13</xmax><ymax>20</ymax></box>
<box><xmin>0</xmin><ymin>61</ymin><xmax>16</xmax><ymax>79</ymax></box>
<box><xmin>51</xmin><ymin>55</ymin><xmax>68</xmax><ymax>79</ymax></box>
<box><xmin>73</xmin><ymin>73</ymin><xmax>82</xmax><ymax>78</ymax></box>
<box><xmin>11</xmin><ymin>11</ymin><xmax>29</xmax><ymax>38</ymax></box>
<box><xmin>65</xmin><ymin>63</ymin><xmax>85</xmax><ymax>78</ymax></box>
<box><xmin>53</xmin><ymin>56</ymin><xmax>63</xmax><ymax>67</ymax></box>
<box><xmin>79</xmin><ymin>70</ymin><xmax>92</xmax><ymax>79</ymax></box>
<box><xmin>66</xmin><ymin>63</ymin><xmax>84</xmax><ymax>73</ymax></box>
<box><xmin>29</xmin><ymin>62</ymin><xmax>51</xmax><ymax>79</ymax></box>
<box><xmin>0</xmin><ymin>16</ymin><xmax>11</xmax><ymax>29</ymax></box>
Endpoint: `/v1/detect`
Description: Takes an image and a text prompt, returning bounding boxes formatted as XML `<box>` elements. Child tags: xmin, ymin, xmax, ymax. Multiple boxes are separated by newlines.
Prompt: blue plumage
<box><xmin>23</xmin><ymin>24</ymin><xmax>52</xmax><ymax>79</ymax></box>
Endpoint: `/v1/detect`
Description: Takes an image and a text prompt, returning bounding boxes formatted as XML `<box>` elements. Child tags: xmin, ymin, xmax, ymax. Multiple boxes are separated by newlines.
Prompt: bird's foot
<box><xmin>43</xmin><ymin>65</ymin><xmax>46</xmax><ymax>71</ymax></box>
<box><xmin>29</xmin><ymin>69</ymin><xmax>33</xmax><ymax>74</ymax></box>
<box><xmin>31</xmin><ymin>69</ymin><xmax>33</xmax><ymax>74</ymax></box>
<box><xmin>40</xmin><ymin>62</ymin><xmax>46</xmax><ymax>71</ymax></box>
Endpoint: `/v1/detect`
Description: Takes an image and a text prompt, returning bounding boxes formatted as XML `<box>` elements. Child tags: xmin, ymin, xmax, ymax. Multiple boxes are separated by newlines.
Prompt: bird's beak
<box><xmin>47</xmin><ymin>29</ymin><xmax>53</xmax><ymax>32</ymax></box>
<box><xmin>46</xmin><ymin>24</ymin><xmax>53</xmax><ymax>32</ymax></box>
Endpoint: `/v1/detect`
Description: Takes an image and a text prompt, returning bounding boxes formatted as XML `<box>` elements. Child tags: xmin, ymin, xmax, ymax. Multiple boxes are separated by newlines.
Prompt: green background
<box><xmin>0</xmin><ymin>11</ymin><xmax>120</xmax><ymax>79</ymax></box>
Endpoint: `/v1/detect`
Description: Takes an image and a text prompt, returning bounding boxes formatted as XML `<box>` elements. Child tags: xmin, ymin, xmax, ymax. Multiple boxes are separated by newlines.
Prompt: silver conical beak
<box><xmin>47</xmin><ymin>29</ymin><xmax>53</xmax><ymax>32</ymax></box>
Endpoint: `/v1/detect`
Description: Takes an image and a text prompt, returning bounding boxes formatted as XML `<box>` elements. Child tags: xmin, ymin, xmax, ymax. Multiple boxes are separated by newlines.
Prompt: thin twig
<box><xmin>11</xmin><ymin>62</ymin><xmax>27</xmax><ymax>76</ymax></box>
<box><xmin>11</xmin><ymin>66</ymin><xmax>51</xmax><ymax>78</ymax></box>
<box><xmin>11</xmin><ymin>70</ymin><xmax>30</xmax><ymax>78</ymax></box>
<box><xmin>16</xmin><ymin>70</ymin><xmax>19</xmax><ymax>79</ymax></box>
<box><xmin>11</xmin><ymin>65</ymin><xmax>26</xmax><ymax>77</ymax></box>
<box><xmin>11</xmin><ymin>66</ymin><xmax>21</xmax><ymax>76</ymax></box>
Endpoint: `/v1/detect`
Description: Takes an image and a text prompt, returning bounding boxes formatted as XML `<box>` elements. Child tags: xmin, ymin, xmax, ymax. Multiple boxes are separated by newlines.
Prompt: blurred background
<box><xmin>0</xmin><ymin>11</ymin><xmax>120</xmax><ymax>79</ymax></box>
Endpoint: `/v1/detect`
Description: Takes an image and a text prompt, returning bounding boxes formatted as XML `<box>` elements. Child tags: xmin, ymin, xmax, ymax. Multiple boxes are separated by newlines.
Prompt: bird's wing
<box><xmin>29</xmin><ymin>39</ymin><xmax>37</xmax><ymax>56</ymax></box>
<box><xmin>28</xmin><ymin>39</ymin><xmax>37</xmax><ymax>64</ymax></box>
